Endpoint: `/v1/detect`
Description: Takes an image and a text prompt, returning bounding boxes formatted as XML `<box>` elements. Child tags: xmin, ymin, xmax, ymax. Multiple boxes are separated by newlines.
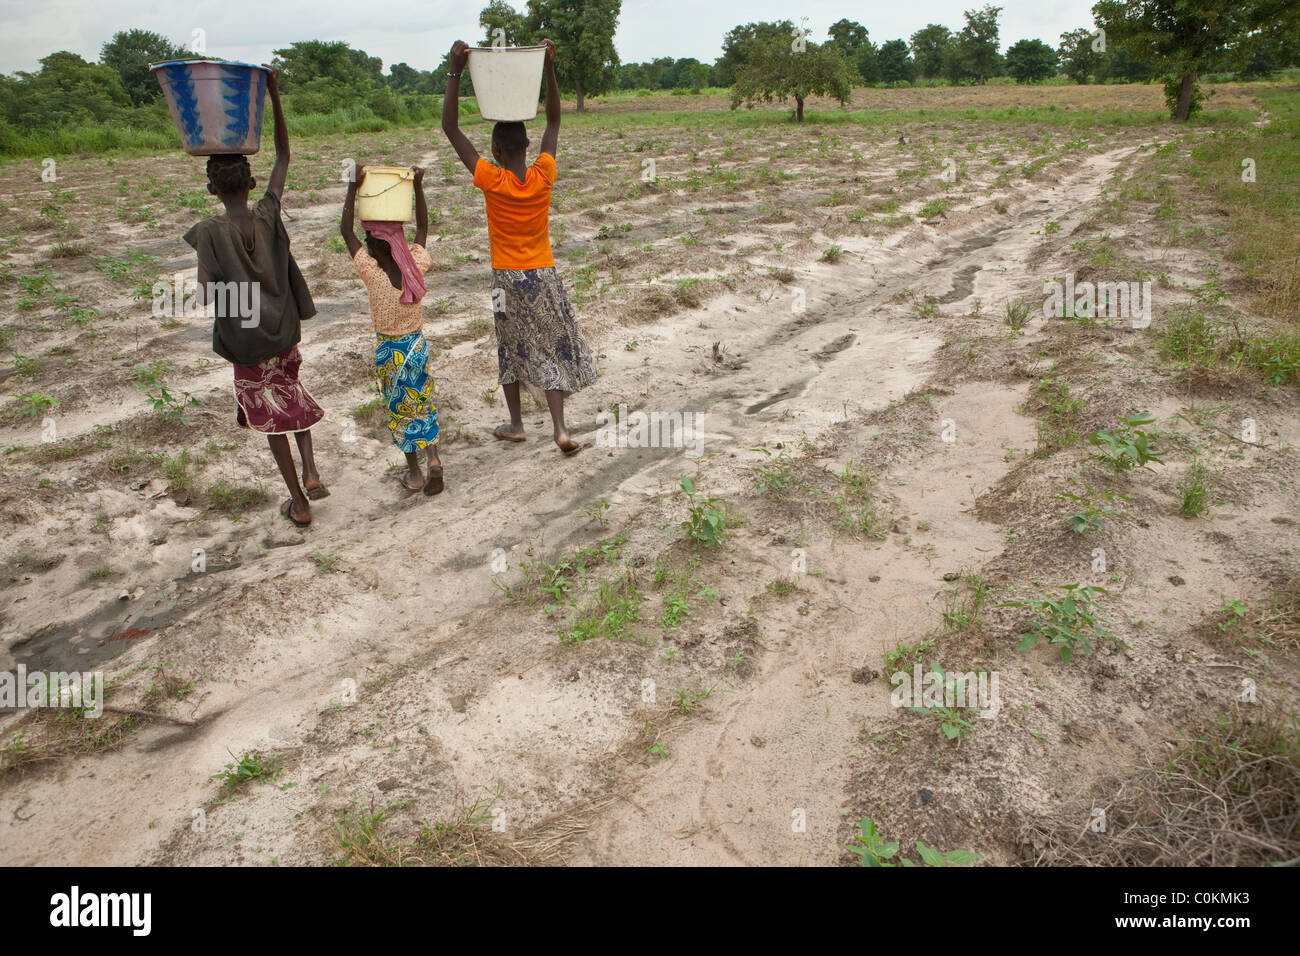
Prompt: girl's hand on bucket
<box><xmin>449</xmin><ymin>41</ymin><xmax>469</xmax><ymax>72</ymax></box>
<box><xmin>411</xmin><ymin>166</ymin><xmax>424</xmax><ymax>184</ymax></box>
<box><xmin>265</xmin><ymin>65</ymin><xmax>280</xmax><ymax>91</ymax></box>
<box><xmin>542</xmin><ymin>38</ymin><xmax>556</xmax><ymax>64</ymax></box>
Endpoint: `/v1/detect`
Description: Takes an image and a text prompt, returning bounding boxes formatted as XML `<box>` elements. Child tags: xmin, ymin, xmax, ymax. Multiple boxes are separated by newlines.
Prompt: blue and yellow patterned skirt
<box><xmin>374</xmin><ymin>330</ymin><xmax>438</xmax><ymax>452</ymax></box>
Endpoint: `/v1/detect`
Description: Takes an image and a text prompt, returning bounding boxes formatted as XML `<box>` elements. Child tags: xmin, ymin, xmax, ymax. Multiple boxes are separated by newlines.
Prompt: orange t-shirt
<box><xmin>473</xmin><ymin>152</ymin><xmax>556</xmax><ymax>270</ymax></box>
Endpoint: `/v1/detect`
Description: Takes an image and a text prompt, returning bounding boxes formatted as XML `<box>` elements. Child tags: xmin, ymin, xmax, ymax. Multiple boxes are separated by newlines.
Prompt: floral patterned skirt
<box><xmin>375</xmin><ymin>330</ymin><xmax>438</xmax><ymax>452</ymax></box>
<box><xmin>232</xmin><ymin>345</ymin><xmax>324</xmax><ymax>435</ymax></box>
<box><xmin>491</xmin><ymin>267</ymin><xmax>596</xmax><ymax>395</ymax></box>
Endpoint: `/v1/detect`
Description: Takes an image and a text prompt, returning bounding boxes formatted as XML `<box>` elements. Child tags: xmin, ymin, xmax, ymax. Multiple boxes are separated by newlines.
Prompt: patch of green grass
<box><xmin>312</xmin><ymin>552</ymin><xmax>343</xmax><ymax>575</ymax></box>
<box><xmin>938</xmin><ymin>573</ymin><xmax>993</xmax><ymax>634</ymax></box>
<box><xmin>883</xmin><ymin>638</ymin><xmax>935</xmax><ymax>674</ymax></box>
<box><xmin>127</xmin><ymin>359</ymin><xmax>175</xmax><ymax>388</ymax></box>
<box><xmin>829</xmin><ymin>461</ymin><xmax>887</xmax><ymax>539</ymax></box>
<box><xmin>766</xmin><ymin>577</ymin><xmax>802</xmax><ymax>598</ymax></box>
<box><xmin>660</xmin><ymin>589</ymin><xmax>691</xmax><ymax>628</ymax></box>
<box><xmin>559</xmin><ymin>571</ymin><xmax>644</xmax><ymax>645</ymax></box>
<box><xmin>1189</xmin><ymin>85</ymin><xmax>1300</xmax><ymax>323</ymax></box>
<box><xmin>749</xmin><ymin>448</ymin><xmax>800</xmax><ymax>497</ymax></box>
<box><xmin>205</xmin><ymin>480</ymin><xmax>268</xmax><ymax>518</ymax></box>
<box><xmin>94</xmin><ymin>250</ymin><xmax>159</xmax><ymax>287</ymax></box>
<box><xmin>1004</xmin><ymin>298</ymin><xmax>1031</xmax><ymax>330</ymax></box>
<box><xmin>1158</xmin><ymin>307</ymin><xmax>1300</xmax><ymax>386</ymax></box>
<box><xmin>11</xmin><ymin>353</ymin><xmax>42</xmax><ymax>378</ymax></box>
<box><xmin>211</xmin><ymin>751</ymin><xmax>281</xmax><ymax>790</ymax></box>
<box><xmin>1177</xmin><ymin>457</ymin><xmax>1213</xmax><ymax>518</ymax></box>
<box><xmin>919</xmin><ymin>197</ymin><xmax>951</xmax><ymax>218</ymax></box>
<box><xmin>1030</xmin><ymin>376</ymin><xmax>1086</xmax><ymax>456</ymax></box>
<box><xmin>162</xmin><ymin>448</ymin><xmax>201</xmax><ymax>502</ymax></box>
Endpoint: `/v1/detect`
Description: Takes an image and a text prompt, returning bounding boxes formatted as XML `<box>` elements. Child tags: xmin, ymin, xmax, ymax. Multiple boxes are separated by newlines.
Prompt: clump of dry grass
<box><xmin>1021</xmin><ymin>709</ymin><xmax>1300</xmax><ymax>866</ymax></box>
<box><xmin>329</xmin><ymin>791</ymin><xmax>550</xmax><ymax>867</ymax></box>
<box><xmin>0</xmin><ymin>708</ymin><xmax>139</xmax><ymax>776</ymax></box>
<box><xmin>1205</xmin><ymin>583</ymin><xmax>1300</xmax><ymax>649</ymax></box>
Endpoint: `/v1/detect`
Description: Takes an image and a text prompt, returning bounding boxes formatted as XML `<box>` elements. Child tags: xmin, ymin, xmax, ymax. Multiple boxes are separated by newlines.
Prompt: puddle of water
<box><xmin>11</xmin><ymin>601</ymin><xmax>184</xmax><ymax>673</ymax></box>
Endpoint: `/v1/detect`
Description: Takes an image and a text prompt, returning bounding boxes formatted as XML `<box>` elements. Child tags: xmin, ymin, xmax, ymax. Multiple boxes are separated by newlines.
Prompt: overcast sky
<box><xmin>0</xmin><ymin>0</ymin><xmax>1101</xmax><ymax>75</ymax></box>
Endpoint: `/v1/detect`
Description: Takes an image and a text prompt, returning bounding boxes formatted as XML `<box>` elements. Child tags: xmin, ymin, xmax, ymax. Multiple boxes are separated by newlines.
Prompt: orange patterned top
<box><xmin>352</xmin><ymin>244</ymin><xmax>433</xmax><ymax>336</ymax></box>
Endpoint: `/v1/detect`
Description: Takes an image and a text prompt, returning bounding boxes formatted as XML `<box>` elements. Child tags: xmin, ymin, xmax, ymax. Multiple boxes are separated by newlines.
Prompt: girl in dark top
<box><xmin>183</xmin><ymin>66</ymin><xmax>326</xmax><ymax>526</ymax></box>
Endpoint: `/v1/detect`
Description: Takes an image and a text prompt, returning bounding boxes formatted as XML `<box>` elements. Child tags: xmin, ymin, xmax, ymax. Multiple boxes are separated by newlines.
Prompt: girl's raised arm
<box><xmin>540</xmin><ymin>38</ymin><xmax>560</xmax><ymax>159</ymax></box>
<box><xmin>413</xmin><ymin>167</ymin><xmax>428</xmax><ymax>247</ymax></box>
<box><xmin>440</xmin><ymin>42</ymin><xmax>479</xmax><ymax>174</ymax></box>
<box><xmin>266</xmin><ymin>67</ymin><xmax>290</xmax><ymax>199</ymax></box>
<box><xmin>340</xmin><ymin>169</ymin><xmax>362</xmax><ymax>258</ymax></box>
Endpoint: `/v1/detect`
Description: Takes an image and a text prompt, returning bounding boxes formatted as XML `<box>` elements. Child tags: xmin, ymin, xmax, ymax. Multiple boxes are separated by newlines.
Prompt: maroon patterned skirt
<box><xmin>231</xmin><ymin>346</ymin><xmax>324</xmax><ymax>435</ymax></box>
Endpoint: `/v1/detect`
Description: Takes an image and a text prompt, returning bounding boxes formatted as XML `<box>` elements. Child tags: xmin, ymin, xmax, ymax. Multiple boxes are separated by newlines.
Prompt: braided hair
<box><xmin>205</xmin><ymin>155</ymin><xmax>256</xmax><ymax>196</ymax></box>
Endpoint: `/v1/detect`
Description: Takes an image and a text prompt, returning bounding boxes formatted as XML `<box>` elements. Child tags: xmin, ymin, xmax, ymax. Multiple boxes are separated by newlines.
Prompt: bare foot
<box><xmin>555</xmin><ymin>432</ymin><xmax>582</xmax><ymax>456</ymax></box>
<box><xmin>399</xmin><ymin>470</ymin><xmax>423</xmax><ymax>492</ymax></box>
<box><xmin>494</xmin><ymin>423</ymin><xmax>526</xmax><ymax>442</ymax></box>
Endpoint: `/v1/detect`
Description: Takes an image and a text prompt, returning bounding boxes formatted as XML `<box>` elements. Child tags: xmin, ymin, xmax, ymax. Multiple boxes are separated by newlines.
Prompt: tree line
<box><xmin>2</xmin><ymin>0</ymin><xmax>1298</xmax><ymax>151</ymax></box>
<box><xmin>716</xmin><ymin>3</ymin><xmax>1300</xmax><ymax>121</ymax></box>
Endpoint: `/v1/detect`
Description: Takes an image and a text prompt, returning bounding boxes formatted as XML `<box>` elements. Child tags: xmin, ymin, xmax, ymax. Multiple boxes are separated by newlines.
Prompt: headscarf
<box><xmin>362</xmin><ymin>220</ymin><xmax>427</xmax><ymax>305</ymax></box>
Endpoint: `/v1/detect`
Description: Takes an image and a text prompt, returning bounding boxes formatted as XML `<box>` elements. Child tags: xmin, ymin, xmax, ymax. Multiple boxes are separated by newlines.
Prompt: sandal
<box><xmin>424</xmin><ymin>465</ymin><xmax>444</xmax><ymax>496</ymax></box>
<box><xmin>280</xmin><ymin>498</ymin><xmax>311</xmax><ymax>527</ymax></box>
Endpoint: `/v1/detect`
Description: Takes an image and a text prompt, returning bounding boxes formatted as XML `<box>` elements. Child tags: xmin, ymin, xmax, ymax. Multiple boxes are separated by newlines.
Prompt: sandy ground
<box><xmin>0</xmin><ymin>85</ymin><xmax>1295</xmax><ymax>865</ymax></box>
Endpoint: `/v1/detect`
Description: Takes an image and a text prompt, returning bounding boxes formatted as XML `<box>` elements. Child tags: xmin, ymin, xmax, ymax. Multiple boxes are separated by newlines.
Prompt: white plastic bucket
<box><xmin>467</xmin><ymin>46</ymin><xmax>546</xmax><ymax>122</ymax></box>
<box><xmin>150</xmin><ymin>59</ymin><xmax>269</xmax><ymax>155</ymax></box>
<box><xmin>357</xmin><ymin>166</ymin><xmax>415</xmax><ymax>222</ymax></box>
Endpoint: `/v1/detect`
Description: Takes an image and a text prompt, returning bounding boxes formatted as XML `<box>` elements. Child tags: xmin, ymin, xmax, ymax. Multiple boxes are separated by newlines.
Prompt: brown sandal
<box><xmin>280</xmin><ymin>498</ymin><xmax>310</xmax><ymax>527</ymax></box>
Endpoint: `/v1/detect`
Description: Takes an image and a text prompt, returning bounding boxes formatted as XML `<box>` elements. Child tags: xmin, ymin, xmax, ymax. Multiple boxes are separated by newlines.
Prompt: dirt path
<box><xmin>0</xmin><ymin>137</ymin><xmax>1136</xmax><ymax>864</ymax></box>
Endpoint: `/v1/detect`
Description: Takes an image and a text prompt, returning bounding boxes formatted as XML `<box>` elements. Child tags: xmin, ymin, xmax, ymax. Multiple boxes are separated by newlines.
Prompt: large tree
<box><xmin>1058</xmin><ymin>27</ymin><xmax>1107</xmax><ymax>83</ymax></box>
<box><xmin>826</xmin><ymin>18</ymin><xmax>879</xmax><ymax>85</ymax></box>
<box><xmin>1093</xmin><ymin>0</ymin><xmax>1300</xmax><ymax>120</ymax></box>
<box><xmin>826</xmin><ymin>19</ymin><xmax>869</xmax><ymax>57</ymax></box>
<box><xmin>1005</xmin><ymin>38</ymin><xmax>1058</xmax><ymax>82</ymax></box>
<box><xmin>4</xmin><ymin>51</ymin><xmax>131</xmax><ymax>129</ymax></box>
<box><xmin>730</xmin><ymin>39</ymin><xmax>854</xmax><ymax>122</ymax></box>
<box><xmin>713</xmin><ymin>20</ymin><xmax>796</xmax><ymax>87</ymax></box>
<box><xmin>479</xmin><ymin>0</ymin><xmax>533</xmax><ymax>47</ymax></box>
<box><xmin>877</xmin><ymin>40</ymin><xmax>916</xmax><ymax>85</ymax></box>
<box><xmin>957</xmin><ymin>4</ymin><xmax>1003</xmax><ymax>84</ymax></box>
<box><xmin>272</xmin><ymin>40</ymin><xmax>382</xmax><ymax>93</ymax></box>
<box><xmin>524</xmin><ymin>0</ymin><xmax>621</xmax><ymax>112</ymax></box>
<box><xmin>910</xmin><ymin>24</ymin><xmax>953</xmax><ymax>79</ymax></box>
<box><xmin>100</xmin><ymin>29</ymin><xmax>186</xmax><ymax>106</ymax></box>
<box><xmin>855</xmin><ymin>41</ymin><xmax>882</xmax><ymax>84</ymax></box>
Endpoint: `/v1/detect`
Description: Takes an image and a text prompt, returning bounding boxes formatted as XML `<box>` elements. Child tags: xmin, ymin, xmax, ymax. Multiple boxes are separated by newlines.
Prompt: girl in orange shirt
<box><xmin>441</xmin><ymin>37</ymin><xmax>596</xmax><ymax>456</ymax></box>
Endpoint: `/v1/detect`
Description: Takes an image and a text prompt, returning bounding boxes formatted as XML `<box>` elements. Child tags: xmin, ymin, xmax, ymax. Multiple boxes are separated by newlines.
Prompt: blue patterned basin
<box><xmin>150</xmin><ymin>59</ymin><xmax>269</xmax><ymax>155</ymax></box>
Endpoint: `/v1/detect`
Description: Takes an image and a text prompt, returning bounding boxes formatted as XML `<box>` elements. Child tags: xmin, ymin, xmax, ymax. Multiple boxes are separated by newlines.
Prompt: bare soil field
<box><xmin>1</xmin><ymin>82</ymin><xmax>1296</xmax><ymax>866</ymax></box>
